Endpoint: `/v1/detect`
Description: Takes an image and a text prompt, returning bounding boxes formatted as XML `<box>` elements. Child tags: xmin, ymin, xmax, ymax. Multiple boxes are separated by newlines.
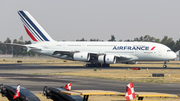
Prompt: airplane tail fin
<box><xmin>18</xmin><ymin>10</ymin><xmax>54</xmax><ymax>43</ymax></box>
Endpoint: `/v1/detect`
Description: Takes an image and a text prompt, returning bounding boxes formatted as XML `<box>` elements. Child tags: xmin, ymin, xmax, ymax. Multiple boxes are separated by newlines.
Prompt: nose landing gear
<box><xmin>163</xmin><ymin>64</ymin><xmax>167</xmax><ymax>68</ymax></box>
<box><xmin>163</xmin><ymin>61</ymin><xmax>168</xmax><ymax>68</ymax></box>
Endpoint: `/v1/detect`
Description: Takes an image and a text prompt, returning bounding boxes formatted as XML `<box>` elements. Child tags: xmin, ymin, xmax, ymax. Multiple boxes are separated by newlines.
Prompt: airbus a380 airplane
<box><xmin>11</xmin><ymin>10</ymin><xmax>177</xmax><ymax>68</ymax></box>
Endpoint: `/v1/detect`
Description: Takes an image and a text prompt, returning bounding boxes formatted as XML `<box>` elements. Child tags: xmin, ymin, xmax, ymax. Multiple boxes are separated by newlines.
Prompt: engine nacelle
<box><xmin>73</xmin><ymin>52</ymin><xmax>90</xmax><ymax>61</ymax></box>
<box><xmin>98</xmin><ymin>55</ymin><xmax>116</xmax><ymax>64</ymax></box>
<box><xmin>122</xmin><ymin>61</ymin><xmax>138</xmax><ymax>64</ymax></box>
<box><xmin>98</xmin><ymin>55</ymin><xmax>104</xmax><ymax>63</ymax></box>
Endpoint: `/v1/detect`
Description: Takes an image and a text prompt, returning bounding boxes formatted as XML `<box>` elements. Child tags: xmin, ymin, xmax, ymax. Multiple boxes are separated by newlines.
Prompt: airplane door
<box><xmin>135</xmin><ymin>50</ymin><xmax>138</xmax><ymax>56</ymax></box>
<box><xmin>82</xmin><ymin>44</ymin><xmax>85</xmax><ymax>50</ymax></box>
<box><xmin>63</xmin><ymin>44</ymin><xmax>66</xmax><ymax>49</ymax></box>
<box><xmin>158</xmin><ymin>50</ymin><xmax>162</xmax><ymax>56</ymax></box>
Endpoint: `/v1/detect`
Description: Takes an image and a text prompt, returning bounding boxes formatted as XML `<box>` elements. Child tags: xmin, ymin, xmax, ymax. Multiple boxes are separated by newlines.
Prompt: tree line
<box><xmin>0</xmin><ymin>35</ymin><xmax>179</xmax><ymax>56</ymax></box>
<box><xmin>77</xmin><ymin>35</ymin><xmax>180</xmax><ymax>52</ymax></box>
<box><xmin>0</xmin><ymin>36</ymin><xmax>35</xmax><ymax>56</ymax></box>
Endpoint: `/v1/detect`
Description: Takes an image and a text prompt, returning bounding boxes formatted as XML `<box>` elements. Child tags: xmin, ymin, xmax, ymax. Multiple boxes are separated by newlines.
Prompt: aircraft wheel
<box><xmin>43</xmin><ymin>86</ymin><xmax>51</xmax><ymax>99</ymax></box>
<box><xmin>86</xmin><ymin>64</ymin><xmax>89</xmax><ymax>67</ymax></box>
<box><xmin>96</xmin><ymin>63</ymin><xmax>102</xmax><ymax>67</ymax></box>
<box><xmin>102</xmin><ymin>64</ymin><xmax>110</xmax><ymax>67</ymax></box>
<box><xmin>163</xmin><ymin>65</ymin><xmax>167</xmax><ymax>68</ymax></box>
<box><xmin>1</xmin><ymin>92</ymin><xmax>5</xmax><ymax>97</ymax></box>
<box><xmin>86</xmin><ymin>64</ymin><xmax>91</xmax><ymax>67</ymax></box>
<box><xmin>43</xmin><ymin>86</ymin><xmax>48</xmax><ymax>96</ymax></box>
<box><xmin>0</xmin><ymin>84</ymin><xmax>3</xmax><ymax>93</ymax></box>
<box><xmin>46</xmin><ymin>95</ymin><xmax>51</xmax><ymax>99</ymax></box>
<box><xmin>86</xmin><ymin>63</ymin><xmax>102</xmax><ymax>67</ymax></box>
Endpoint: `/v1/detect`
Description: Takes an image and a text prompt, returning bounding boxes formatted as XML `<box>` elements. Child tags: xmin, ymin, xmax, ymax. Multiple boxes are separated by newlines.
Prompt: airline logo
<box><xmin>151</xmin><ymin>46</ymin><xmax>156</xmax><ymax>50</ymax></box>
<box><xmin>18</xmin><ymin>11</ymin><xmax>50</xmax><ymax>42</ymax></box>
<box><xmin>24</xmin><ymin>25</ymin><xmax>38</xmax><ymax>41</ymax></box>
<box><xmin>112</xmin><ymin>46</ymin><xmax>156</xmax><ymax>50</ymax></box>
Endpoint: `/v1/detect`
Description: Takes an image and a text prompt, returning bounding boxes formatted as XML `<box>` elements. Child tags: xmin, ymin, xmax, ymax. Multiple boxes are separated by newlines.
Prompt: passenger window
<box><xmin>167</xmin><ymin>50</ymin><xmax>171</xmax><ymax>52</ymax></box>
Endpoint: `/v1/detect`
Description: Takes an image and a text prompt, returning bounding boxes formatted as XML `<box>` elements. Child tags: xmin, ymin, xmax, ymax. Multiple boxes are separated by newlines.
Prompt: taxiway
<box><xmin>0</xmin><ymin>64</ymin><xmax>179</xmax><ymax>97</ymax></box>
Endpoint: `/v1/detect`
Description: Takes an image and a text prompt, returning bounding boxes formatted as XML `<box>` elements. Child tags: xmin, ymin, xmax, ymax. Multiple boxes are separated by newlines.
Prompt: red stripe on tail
<box><xmin>23</xmin><ymin>25</ymin><xmax>38</xmax><ymax>41</ymax></box>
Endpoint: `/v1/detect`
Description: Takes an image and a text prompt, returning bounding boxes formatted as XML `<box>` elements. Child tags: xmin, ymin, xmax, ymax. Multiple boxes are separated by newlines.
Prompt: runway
<box><xmin>0</xmin><ymin>64</ymin><xmax>180</xmax><ymax>97</ymax></box>
<box><xmin>0</xmin><ymin>63</ymin><xmax>180</xmax><ymax>70</ymax></box>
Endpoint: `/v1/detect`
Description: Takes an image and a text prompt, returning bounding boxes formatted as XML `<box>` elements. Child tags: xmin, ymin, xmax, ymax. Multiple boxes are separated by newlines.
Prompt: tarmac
<box><xmin>0</xmin><ymin>64</ymin><xmax>180</xmax><ymax>97</ymax></box>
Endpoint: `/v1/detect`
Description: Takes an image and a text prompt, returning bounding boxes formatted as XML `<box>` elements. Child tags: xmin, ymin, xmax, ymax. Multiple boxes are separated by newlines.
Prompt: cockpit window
<box><xmin>167</xmin><ymin>50</ymin><xmax>172</xmax><ymax>52</ymax></box>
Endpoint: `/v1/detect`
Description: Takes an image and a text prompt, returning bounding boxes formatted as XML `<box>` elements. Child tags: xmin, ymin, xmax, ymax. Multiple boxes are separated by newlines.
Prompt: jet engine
<box><xmin>73</xmin><ymin>52</ymin><xmax>90</xmax><ymax>61</ymax></box>
<box><xmin>98</xmin><ymin>55</ymin><xmax>116</xmax><ymax>64</ymax></box>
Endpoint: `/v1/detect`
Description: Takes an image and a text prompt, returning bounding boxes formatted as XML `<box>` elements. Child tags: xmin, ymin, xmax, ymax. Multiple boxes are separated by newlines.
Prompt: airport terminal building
<box><xmin>175</xmin><ymin>51</ymin><xmax>180</xmax><ymax>61</ymax></box>
<box><xmin>0</xmin><ymin>54</ymin><xmax>13</xmax><ymax>58</ymax></box>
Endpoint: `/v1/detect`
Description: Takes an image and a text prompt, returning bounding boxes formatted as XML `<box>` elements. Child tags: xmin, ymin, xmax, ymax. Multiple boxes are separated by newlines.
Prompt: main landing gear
<box><xmin>86</xmin><ymin>63</ymin><xmax>110</xmax><ymax>67</ymax></box>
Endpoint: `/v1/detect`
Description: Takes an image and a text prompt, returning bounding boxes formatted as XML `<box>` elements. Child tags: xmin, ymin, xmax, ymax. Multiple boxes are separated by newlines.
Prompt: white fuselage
<box><xmin>18</xmin><ymin>10</ymin><xmax>177</xmax><ymax>65</ymax></box>
<box><xmin>26</xmin><ymin>41</ymin><xmax>177</xmax><ymax>63</ymax></box>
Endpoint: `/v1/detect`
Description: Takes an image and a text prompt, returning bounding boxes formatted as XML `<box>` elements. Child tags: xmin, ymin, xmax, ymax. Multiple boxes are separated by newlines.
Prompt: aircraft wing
<box><xmin>53</xmin><ymin>50</ymin><xmax>137</xmax><ymax>62</ymax></box>
<box><xmin>5</xmin><ymin>43</ymin><xmax>26</xmax><ymax>48</ymax></box>
<box><xmin>5</xmin><ymin>43</ymin><xmax>41</xmax><ymax>51</ymax></box>
<box><xmin>115</xmin><ymin>55</ymin><xmax>138</xmax><ymax>62</ymax></box>
<box><xmin>52</xmin><ymin>50</ymin><xmax>104</xmax><ymax>57</ymax></box>
<box><xmin>52</xmin><ymin>50</ymin><xmax>80</xmax><ymax>55</ymax></box>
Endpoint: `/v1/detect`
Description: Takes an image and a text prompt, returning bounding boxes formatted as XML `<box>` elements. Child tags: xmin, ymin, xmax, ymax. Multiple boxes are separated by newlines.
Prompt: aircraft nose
<box><xmin>172</xmin><ymin>52</ymin><xmax>177</xmax><ymax>59</ymax></box>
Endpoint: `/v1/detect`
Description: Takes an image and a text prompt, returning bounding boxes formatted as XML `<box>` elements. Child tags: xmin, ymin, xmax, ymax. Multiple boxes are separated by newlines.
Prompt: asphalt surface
<box><xmin>0</xmin><ymin>64</ymin><xmax>180</xmax><ymax>97</ymax></box>
<box><xmin>0</xmin><ymin>63</ymin><xmax>180</xmax><ymax>69</ymax></box>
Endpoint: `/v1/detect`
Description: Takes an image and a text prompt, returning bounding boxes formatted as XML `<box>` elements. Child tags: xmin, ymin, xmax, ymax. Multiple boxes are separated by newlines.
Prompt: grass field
<box><xmin>1</xmin><ymin>58</ymin><xmax>180</xmax><ymax>67</ymax></box>
<box><xmin>2</xmin><ymin>58</ymin><xmax>180</xmax><ymax>83</ymax></box>
<box><xmin>51</xmin><ymin>69</ymin><xmax>180</xmax><ymax>83</ymax></box>
<box><xmin>0</xmin><ymin>58</ymin><xmax>180</xmax><ymax>100</ymax></box>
